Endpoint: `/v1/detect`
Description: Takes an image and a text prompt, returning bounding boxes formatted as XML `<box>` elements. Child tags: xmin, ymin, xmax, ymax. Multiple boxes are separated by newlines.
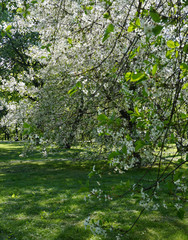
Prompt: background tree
<box><xmin>0</xmin><ymin>0</ymin><xmax>187</xmax><ymax>237</ymax></box>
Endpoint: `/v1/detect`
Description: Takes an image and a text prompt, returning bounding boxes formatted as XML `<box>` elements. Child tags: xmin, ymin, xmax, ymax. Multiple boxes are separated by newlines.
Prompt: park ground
<box><xmin>0</xmin><ymin>142</ymin><xmax>187</xmax><ymax>240</ymax></box>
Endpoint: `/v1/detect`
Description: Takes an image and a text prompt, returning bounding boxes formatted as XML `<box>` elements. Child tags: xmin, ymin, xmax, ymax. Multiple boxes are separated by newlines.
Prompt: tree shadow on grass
<box><xmin>0</xmin><ymin>143</ymin><xmax>187</xmax><ymax>240</ymax></box>
<box><xmin>0</xmin><ymin>157</ymin><xmax>115</xmax><ymax>239</ymax></box>
<box><xmin>54</xmin><ymin>225</ymin><xmax>91</xmax><ymax>240</ymax></box>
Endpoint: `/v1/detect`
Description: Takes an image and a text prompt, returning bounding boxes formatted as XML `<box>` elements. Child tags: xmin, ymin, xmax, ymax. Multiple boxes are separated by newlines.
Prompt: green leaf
<box><xmin>127</xmin><ymin>17</ymin><xmax>141</xmax><ymax>32</ymax></box>
<box><xmin>145</xmin><ymin>131</ymin><xmax>150</xmax><ymax>141</ymax></box>
<box><xmin>76</xmin><ymin>82</ymin><xmax>82</xmax><ymax>88</ymax></box>
<box><xmin>142</xmin><ymin>9</ymin><xmax>149</xmax><ymax>17</ymax></box>
<box><xmin>152</xmin><ymin>25</ymin><xmax>163</xmax><ymax>35</ymax></box>
<box><xmin>97</xmin><ymin>114</ymin><xmax>108</xmax><ymax>122</ymax></box>
<box><xmin>161</xmin><ymin>16</ymin><xmax>168</xmax><ymax>23</ymax></box>
<box><xmin>23</xmin><ymin>122</ymin><xmax>30</xmax><ymax>129</ymax></box>
<box><xmin>25</xmin><ymin>3</ymin><xmax>30</xmax><ymax>10</ymax></box>
<box><xmin>124</xmin><ymin>72</ymin><xmax>132</xmax><ymax>80</ymax></box>
<box><xmin>68</xmin><ymin>87</ymin><xmax>78</xmax><ymax>96</ymax></box>
<box><xmin>17</xmin><ymin>7</ymin><xmax>23</xmax><ymax>13</ymax></box>
<box><xmin>127</xmin><ymin>23</ymin><xmax>135</xmax><ymax>32</ymax></box>
<box><xmin>135</xmin><ymin>140</ymin><xmax>145</xmax><ymax>152</ymax></box>
<box><xmin>68</xmin><ymin>38</ymin><xmax>72</xmax><ymax>45</ymax></box>
<box><xmin>183</xmin><ymin>0</ymin><xmax>188</xmax><ymax>6</ymax></box>
<box><xmin>106</xmin><ymin>23</ymin><xmax>114</xmax><ymax>33</ymax></box>
<box><xmin>85</xmin><ymin>6</ymin><xmax>93</xmax><ymax>10</ymax></box>
<box><xmin>104</xmin><ymin>0</ymin><xmax>112</xmax><ymax>6</ymax></box>
<box><xmin>167</xmin><ymin>40</ymin><xmax>175</xmax><ymax>48</ymax></box>
<box><xmin>102</xmin><ymin>32</ymin><xmax>109</xmax><ymax>42</ymax></box>
<box><xmin>142</xmin><ymin>88</ymin><xmax>148</xmax><ymax>97</ymax></box>
<box><xmin>103</xmin><ymin>12</ymin><xmax>110</xmax><ymax>19</ymax></box>
<box><xmin>182</xmin><ymin>83</ymin><xmax>188</xmax><ymax>90</ymax></box>
<box><xmin>108</xmin><ymin>151</ymin><xmax>119</xmax><ymax>159</ymax></box>
<box><xmin>166</xmin><ymin>49</ymin><xmax>174</xmax><ymax>59</ymax></box>
<box><xmin>102</xmin><ymin>24</ymin><xmax>114</xmax><ymax>42</ymax></box>
<box><xmin>150</xmin><ymin>7</ymin><xmax>160</xmax><ymax>22</ymax></box>
<box><xmin>6</xmin><ymin>25</ymin><xmax>12</xmax><ymax>31</ymax></box>
<box><xmin>23</xmin><ymin>123</ymin><xmax>33</xmax><ymax>135</ymax></box>
<box><xmin>152</xmin><ymin>64</ymin><xmax>158</xmax><ymax>75</ymax></box>
<box><xmin>131</xmin><ymin>72</ymin><xmax>146</xmax><ymax>82</ymax></box>
<box><xmin>6</xmin><ymin>32</ymin><xmax>12</xmax><ymax>38</ymax></box>
<box><xmin>180</xmin><ymin>63</ymin><xmax>188</xmax><ymax>72</ymax></box>
<box><xmin>180</xmin><ymin>113</ymin><xmax>188</xmax><ymax>119</ymax></box>
<box><xmin>126</xmin><ymin>134</ymin><xmax>132</xmax><ymax>141</ymax></box>
<box><xmin>135</xmin><ymin>18</ymin><xmax>140</xmax><ymax>26</ymax></box>
<box><xmin>1</xmin><ymin>30</ymin><xmax>6</xmax><ymax>37</ymax></box>
<box><xmin>41</xmin><ymin>43</ymin><xmax>52</xmax><ymax>52</ymax></box>
<box><xmin>177</xmin><ymin>209</ymin><xmax>185</xmax><ymax>220</ymax></box>
<box><xmin>88</xmin><ymin>171</ymin><xmax>95</xmax><ymax>178</ymax></box>
<box><xmin>129</xmin><ymin>52</ymin><xmax>137</xmax><ymax>59</ymax></box>
<box><xmin>122</xmin><ymin>145</ymin><xmax>127</xmax><ymax>154</ymax></box>
<box><xmin>134</xmin><ymin>106</ymin><xmax>140</xmax><ymax>115</ymax></box>
<box><xmin>183</xmin><ymin>44</ymin><xmax>188</xmax><ymax>53</ymax></box>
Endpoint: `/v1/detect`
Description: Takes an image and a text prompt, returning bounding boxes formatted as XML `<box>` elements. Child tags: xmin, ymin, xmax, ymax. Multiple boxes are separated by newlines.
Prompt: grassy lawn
<box><xmin>0</xmin><ymin>142</ymin><xmax>187</xmax><ymax>240</ymax></box>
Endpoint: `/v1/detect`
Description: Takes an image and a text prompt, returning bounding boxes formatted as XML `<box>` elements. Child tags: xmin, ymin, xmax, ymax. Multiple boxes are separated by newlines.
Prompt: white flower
<box><xmin>175</xmin><ymin>203</ymin><xmax>182</xmax><ymax>211</ymax></box>
<box><xmin>84</xmin><ymin>216</ymin><xmax>90</xmax><ymax>229</ymax></box>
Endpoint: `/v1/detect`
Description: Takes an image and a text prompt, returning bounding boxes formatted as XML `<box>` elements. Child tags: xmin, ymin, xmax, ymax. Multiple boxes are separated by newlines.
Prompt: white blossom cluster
<box><xmin>84</xmin><ymin>216</ymin><xmax>107</xmax><ymax>237</ymax></box>
<box><xmin>174</xmin><ymin>179</ymin><xmax>187</xmax><ymax>193</ymax></box>
<box><xmin>0</xmin><ymin>0</ymin><xmax>187</xmax><ymax>236</ymax></box>
<box><xmin>87</xmin><ymin>187</ymin><xmax>113</xmax><ymax>202</ymax></box>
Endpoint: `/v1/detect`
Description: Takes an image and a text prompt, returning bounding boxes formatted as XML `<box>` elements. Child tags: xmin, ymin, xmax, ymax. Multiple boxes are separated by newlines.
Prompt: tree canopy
<box><xmin>0</xmin><ymin>0</ymin><xmax>187</xmax><ymax>237</ymax></box>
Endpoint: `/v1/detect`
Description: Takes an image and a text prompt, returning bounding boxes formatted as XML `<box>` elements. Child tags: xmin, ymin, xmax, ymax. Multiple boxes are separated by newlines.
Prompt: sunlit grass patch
<box><xmin>0</xmin><ymin>142</ymin><xmax>187</xmax><ymax>240</ymax></box>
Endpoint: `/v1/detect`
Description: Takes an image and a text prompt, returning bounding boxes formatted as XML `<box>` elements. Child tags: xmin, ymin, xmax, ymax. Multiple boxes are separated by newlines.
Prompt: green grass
<box><xmin>0</xmin><ymin>142</ymin><xmax>187</xmax><ymax>240</ymax></box>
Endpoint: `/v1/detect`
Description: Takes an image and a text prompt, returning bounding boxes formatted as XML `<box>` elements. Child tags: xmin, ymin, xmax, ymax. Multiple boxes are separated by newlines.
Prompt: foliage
<box><xmin>0</xmin><ymin>0</ymin><xmax>188</xmax><ymax>238</ymax></box>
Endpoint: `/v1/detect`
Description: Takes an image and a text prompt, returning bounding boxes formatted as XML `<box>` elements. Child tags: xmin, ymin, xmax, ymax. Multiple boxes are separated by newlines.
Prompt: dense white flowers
<box><xmin>84</xmin><ymin>216</ymin><xmax>107</xmax><ymax>237</ymax></box>
<box><xmin>0</xmin><ymin>0</ymin><xmax>187</xmax><ymax>237</ymax></box>
<box><xmin>174</xmin><ymin>179</ymin><xmax>187</xmax><ymax>193</ymax></box>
